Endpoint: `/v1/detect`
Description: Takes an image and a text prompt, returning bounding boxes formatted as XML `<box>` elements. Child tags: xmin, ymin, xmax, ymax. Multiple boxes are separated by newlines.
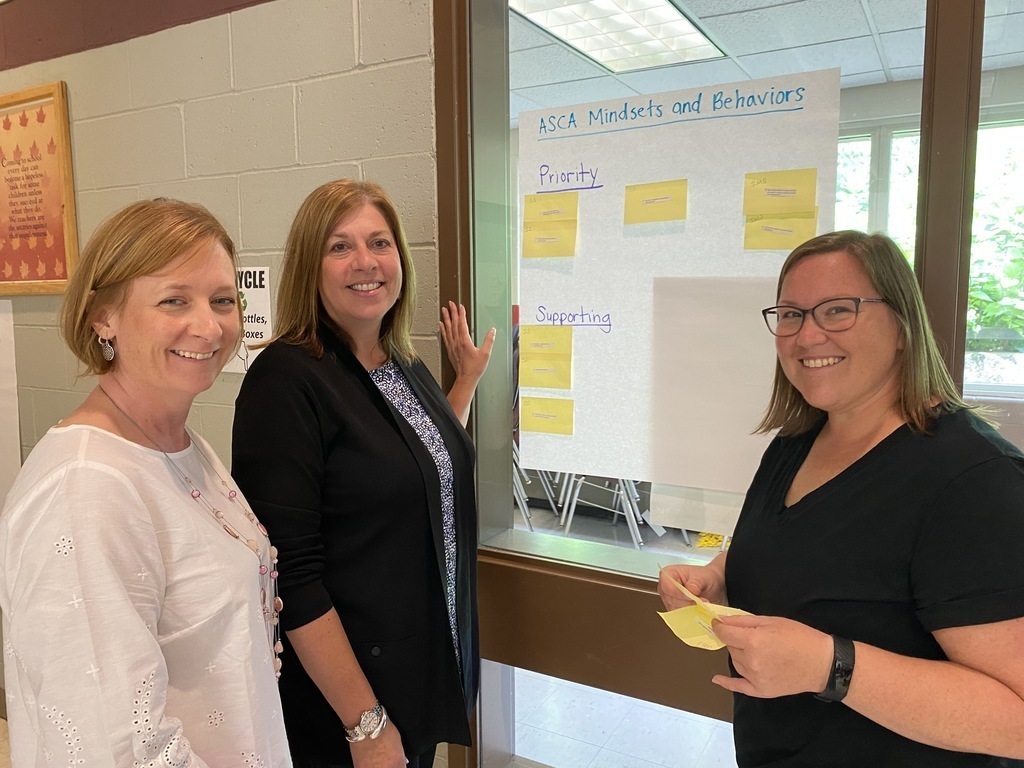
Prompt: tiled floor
<box><xmin>514</xmin><ymin>669</ymin><xmax>735</xmax><ymax>768</ymax></box>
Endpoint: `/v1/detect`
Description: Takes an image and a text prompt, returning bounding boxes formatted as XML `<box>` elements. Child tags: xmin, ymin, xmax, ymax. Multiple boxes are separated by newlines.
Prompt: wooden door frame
<box><xmin>433</xmin><ymin>1</ymin><xmax>987</xmax><ymax>766</ymax></box>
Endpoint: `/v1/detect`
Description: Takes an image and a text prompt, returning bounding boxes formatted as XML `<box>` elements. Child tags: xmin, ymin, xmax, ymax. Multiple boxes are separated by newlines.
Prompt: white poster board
<box><xmin>517</xmin><ymin>69</ymin><xmax>839</xmax><ymax>494</ymax></box>
<box><xmin>225</xmin><ymin>266</ymin><xmax>272</xmax><ymax>374</ymax></box>
<box><xmin>0</xmin><ymin>300</ymin><xmax>20</xmax><ymax>503</ymax></box>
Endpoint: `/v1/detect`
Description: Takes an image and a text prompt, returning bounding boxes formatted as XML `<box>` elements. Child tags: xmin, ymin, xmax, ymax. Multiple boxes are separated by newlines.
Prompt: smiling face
<box><xmin>318</xmin><ymin>202</ymin><xmax>402</xmax><ymax>342</ymax></box>
<box><xmin>776</xmin><ymin>250</ymin><xmax>904</xmax><ymax>422</ymax></box>
<box><xmin>94</xmin><ymin>238</ymin><xmax>240</xmax><ymax>410</ymax></box>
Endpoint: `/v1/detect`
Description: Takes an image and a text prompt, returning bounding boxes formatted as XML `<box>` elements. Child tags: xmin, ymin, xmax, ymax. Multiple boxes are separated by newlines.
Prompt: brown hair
<box><xmin>60</xmin><ymin>198</ymin><xmax>239</xmax><ymax>376</ymax></box>
<box><xmin>269</xmin><ymin>179</ymin><xmax>417</xmax><ymax>362</ymax></box>
<box><xmin>756</xmin><ymin>230</ymin><xmax>966</xmax><ymax>436</ymax></box>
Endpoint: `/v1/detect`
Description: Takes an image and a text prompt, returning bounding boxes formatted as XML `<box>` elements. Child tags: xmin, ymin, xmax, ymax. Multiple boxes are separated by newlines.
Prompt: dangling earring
<box><xmin>99</xmin><ymin>336</ymin><xmax>115</xmax><ymax>362</ymax></box>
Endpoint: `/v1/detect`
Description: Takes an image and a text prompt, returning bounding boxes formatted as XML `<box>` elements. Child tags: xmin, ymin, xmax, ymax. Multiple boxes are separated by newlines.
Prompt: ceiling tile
<box><xmin>510</xmin><ymin>90</ymin><xmax>543</xmax><ymax>118</ymax></box>
<box><xmin>510</xmin><ymin>44</ymin><xmax>609</xmax><ymax>90</ymax></box>
<box><xmin>682</xmin><ymin>0</ymin><xmax>798</xmax><ymax>15</ymax></box>
<box><xmin>879</xmin><ymin>27</ymin><xmax>925</xmax><ymax>69</ymax></box>
<box><xmin>510</xmin><ymin>91</ymin><xmax>544</xmax><ymax>128</ymax></box>
<box><xmin>506</xmin><ymin>0</ymin><xmax>1024</xmax><ymax>126</ymax></box>
<box><xmin>839</xmin><ymin>70</ymin><xmax>887</xmax><ymax>88</ymax></box>
<box><xmin>984</xmin><ymin>12</ymin><xmax>1024</xmax><ymax>56</ymax></box>
<box><xmin>864</xmin><ymin>0</ymin><xmax>925</xmax><ymax>33</ymax></box>
<box><xmin>514</xmin><ymin>77</ymin><xmax>640</xmax><ymax>111</ymax></box>
<box><xmin>697</xmin><ymin>0</ymin><xmax>871</xmax><ymax>56</ymax></box>
<box><xmin>509</xmin><ymin>12</ymin><xmax>554</xmax><ymax>52</ymax></box>
<box><xmin>615</xmin><ymin>57</ymin><xmax>749</xmax><ymax>93</ymax></box>
<box><xmin>982</xmin><ymin>51</ymin><xmax>1024</xmax><ymax>71</ymax></box>
<box><xmin>987</xmin><ymin>0</ymin><xmax>1024</xmax><ymax>16</ymax></box>
<box><xmin>889</xmin><ymin>65</ymin><xmax>924</xmax><ymax>82</ymax></box>
<box><xmin>739</xmin><ymin>36</ymin><xmax>881</xmax><ymax>79</ymax></box>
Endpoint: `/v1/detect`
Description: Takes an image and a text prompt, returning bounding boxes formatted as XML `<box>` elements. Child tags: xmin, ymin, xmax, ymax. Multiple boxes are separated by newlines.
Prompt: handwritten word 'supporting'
<box><xmin>536</xmin><ymin>305</ymin><xmax>612</xmax><ymax>333</ymax></box>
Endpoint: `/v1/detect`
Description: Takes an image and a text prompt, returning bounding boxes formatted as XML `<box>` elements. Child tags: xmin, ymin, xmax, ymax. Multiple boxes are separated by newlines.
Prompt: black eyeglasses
<box><xmin>761</xmin><ymin>297</ymin><xmax>888</xmax><ymax>337</ymax></box>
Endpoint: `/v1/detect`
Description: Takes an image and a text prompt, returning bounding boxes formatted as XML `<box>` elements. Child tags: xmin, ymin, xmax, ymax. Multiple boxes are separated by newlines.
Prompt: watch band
<box><xmin>815</xmin><ymin>635</ymin><xmax>855</xmax><ymax>703</ymax></box>
<box><xmin>344</xmin><ymin>701</ymin><xmax>388</xmax><ymax>743</ymax></box>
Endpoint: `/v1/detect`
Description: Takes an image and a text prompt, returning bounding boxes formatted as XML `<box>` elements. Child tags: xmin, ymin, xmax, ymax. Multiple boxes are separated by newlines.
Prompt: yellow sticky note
<box><xmin>522</xmin><ymin>219</ymin><xmax>578</xmax><ymax>259</ymax></box>
<box><xmin>520</xmin><ymin>326</ymin><xmax>573</xmax><ymax>388</ymax></box>
<box><xmin>521</xmin><ymin>325</ymin><xmax>573</xmax><ymax>355</ymax></box>
<box><xmin>743</xmin><ymin>209</ymin><xmax>818</xmax><ymax>251</ymax></box>
<box><xmin>658</xmin><ymin>579</ymin><xmax>751</xmax><ymax>650</ymax></box>
<box><xmin>520</xmin><ymin>355</ymin><xmax>572</xmax><ymax>389</ymax></box>
<box><xmin>659</xmin><ymin>605</ymin><xmax>729</xmax><ymax>650</ymax></box>
<box><xmin>523</xmin><ymin>191</ymin><xmax>579</xmax><ymax>222</ymax></box>
<box><xmin>624</xmin><ymin>179</ymin><xmax>688</xmax><ymax>224</ymax></box>
<box><xmin>742</xmin><ymin>168</ymin><xmax>817</xmax><ymax>216</ymax></box>
<box><xmin>521</xmin><ymin>397</ymin><xmax>574</xmax><ymax>435</ymax></box>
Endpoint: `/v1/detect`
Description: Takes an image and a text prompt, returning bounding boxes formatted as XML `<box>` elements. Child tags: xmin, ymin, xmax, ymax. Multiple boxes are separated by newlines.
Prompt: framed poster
<box><xmin>0</xmin><ymin>81</ymin><xmax>78</xmax><ymax>296</ymax></box>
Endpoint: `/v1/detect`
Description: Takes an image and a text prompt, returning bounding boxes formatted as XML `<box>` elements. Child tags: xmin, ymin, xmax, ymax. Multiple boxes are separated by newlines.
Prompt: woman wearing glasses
<box><xmin>660</xmin><ymin>231</ymin><xmax>1024</xmax><ymax>766</ymax></box>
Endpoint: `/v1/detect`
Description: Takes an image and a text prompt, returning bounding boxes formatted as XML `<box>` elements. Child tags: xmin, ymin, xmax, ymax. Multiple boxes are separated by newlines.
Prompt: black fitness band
<box><xmin>815</xmin><ymin>635</ymin><xmax>855</xmax><ymax>703</ymax></box>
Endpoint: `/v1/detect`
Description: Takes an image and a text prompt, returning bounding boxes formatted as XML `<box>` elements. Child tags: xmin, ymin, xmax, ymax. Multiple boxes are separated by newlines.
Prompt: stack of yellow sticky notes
<box><xmin>695</xmin><ymin>531</ymin><xmax>724</xmax><ymax>548</ymax></box>
<box><xmin>658</xmin><ymin>581</ymin><xmax>751</xmax><ymax>651</ymax></box>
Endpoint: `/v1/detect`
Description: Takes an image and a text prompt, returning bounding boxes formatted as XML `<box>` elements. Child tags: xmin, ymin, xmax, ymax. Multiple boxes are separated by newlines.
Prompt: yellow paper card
<box><xmin>520</xmin><ymin>326</ymin><xmax>573</xmax><ymax>388</ymax></box>
<box><xmin>521</xmin><ymin>397</ymin><xmax>574</xmax><ymax>435</ymax></box>
<box><xmin>743</xmin><ymin>209</ymin><xmax>818</xmax><ymax>251</ymax></box>
<box><xmin>521</xmin><ymin>325</ymin><xmax>573</xmax><ymax>355</ymax></box>
<box><xmin>523</xmin><ymin>191</ymin><xmax>579</xmax><ymax>222</ymax></box>
<box><xmin>624</xmin><ymin>179</ymin><xmax>688</xmax><ymax>224</ymax></box>
<box><xmin>520</xmin><ymin>355</ymin><xmax>572</xmax><ymax>389</ymax></box>
<box><xmin>659</xmin><ymin>605</ymin><xmax>729</xmax><ymax>650</ymax></box>
<box><xmin>657</xmin><ymin>579</ymin><xmax>751</xmax><ymax>651</ymax></box>
<box><xmin>742</xmin><ymin>168</ymin><xmax>817</xmax><ymax>216</ymax></box>
<box><xmin>522</xmin><ymin>219</ymin><xmax>578</xmax><ymax>259</ymax></box>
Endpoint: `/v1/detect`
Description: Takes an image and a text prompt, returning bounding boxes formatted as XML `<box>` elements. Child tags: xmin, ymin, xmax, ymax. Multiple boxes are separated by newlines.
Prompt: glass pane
<box><xmin>514</xmin><ymin>667</ymin><xmax>733</xmax><ymax>767</ymax></box>
<box><xmin>489</xmin><ymin>0</ymin><xmax>929</xmax><ymax>577</ymax></box>
<box><xmin>963</xmin><ymin>2</ymin><xmax>1024</xmax><ymax>450</ymax></box>
<box><xmin>888</xmin><ymin>132</ymin><xmax>920</xmax><ymax>264</ymax></box>
<box><xmin>836</xmin><ymin>137</ymin><xmax>872</xmax><ymax>232</ymax></box>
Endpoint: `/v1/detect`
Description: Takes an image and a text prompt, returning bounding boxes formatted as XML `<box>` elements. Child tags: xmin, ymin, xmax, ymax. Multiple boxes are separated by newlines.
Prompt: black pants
<box><xmin>293</xmin><ymin>745</ymin><xmax>437</xmax><ymax>768</ymax></box>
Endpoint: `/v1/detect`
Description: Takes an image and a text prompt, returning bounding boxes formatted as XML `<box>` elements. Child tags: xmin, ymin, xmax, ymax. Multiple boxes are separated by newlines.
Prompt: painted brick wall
<box><xmin>2</xmin><ymin>0</ymin><xmax>440</xmax><ymax>465</ymax></box>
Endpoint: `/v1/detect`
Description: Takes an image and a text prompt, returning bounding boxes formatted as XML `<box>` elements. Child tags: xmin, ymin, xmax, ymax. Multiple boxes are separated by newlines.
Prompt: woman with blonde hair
<box><xmin>0</xmin><ymin>198</ymin><xmax>291</xmax><ymax>766</ymax></box>
<box><xmin>232</xmin><ymin>179</ymin><xmax>493</xmax><ymax>768</ymax></box>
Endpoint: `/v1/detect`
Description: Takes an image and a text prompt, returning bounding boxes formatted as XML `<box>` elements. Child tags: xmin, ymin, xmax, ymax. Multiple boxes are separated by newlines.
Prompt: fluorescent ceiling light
<box><xmin>510</xmin><ymin>0</ymin><xmax>723</xmax><ymax>73</ymax></box>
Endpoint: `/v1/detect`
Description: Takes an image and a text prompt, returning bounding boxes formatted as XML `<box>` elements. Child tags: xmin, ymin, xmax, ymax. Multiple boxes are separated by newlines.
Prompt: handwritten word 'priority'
<box><xmin>539</xmin><ymin>163</ymin><xmax>600</xmax><ymax>191</ymax></box>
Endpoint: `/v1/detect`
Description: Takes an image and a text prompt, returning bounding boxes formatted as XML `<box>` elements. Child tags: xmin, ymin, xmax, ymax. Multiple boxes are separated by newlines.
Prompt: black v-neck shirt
<box><xmin>726</xmin><ymin>408</ymin><xmax>1024</xmax><ymax>767</ymax></box>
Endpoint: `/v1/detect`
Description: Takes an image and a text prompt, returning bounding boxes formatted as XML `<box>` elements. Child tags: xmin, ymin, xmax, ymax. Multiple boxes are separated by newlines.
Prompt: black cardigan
<box><xmin>232</xmin><ymin>327</ymin><xmax>478</xmax><ymax>761</ymax></box>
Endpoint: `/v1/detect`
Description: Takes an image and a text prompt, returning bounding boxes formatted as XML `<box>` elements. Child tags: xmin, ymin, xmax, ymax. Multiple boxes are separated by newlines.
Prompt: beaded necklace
<box><xmin>97</xmin><ymin>383</ymin><xmax>283</xmax><ymax>678</ymax></box>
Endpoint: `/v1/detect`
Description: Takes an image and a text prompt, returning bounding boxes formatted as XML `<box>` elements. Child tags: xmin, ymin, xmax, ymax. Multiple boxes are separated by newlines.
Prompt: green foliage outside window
<box><xmin>838</xmin><ymin>126</ymin><xmax>1024</xmax><ymax>356</ymax></box>
<box><xmin>968</xmin><ymin>196</ymin><xmax>1024</xmax><ymax>352</ymax></box>
<box><xmin>967</xmin><ymin>124</ymin><xmax>1024</xmax><ymax>354</ymax></box>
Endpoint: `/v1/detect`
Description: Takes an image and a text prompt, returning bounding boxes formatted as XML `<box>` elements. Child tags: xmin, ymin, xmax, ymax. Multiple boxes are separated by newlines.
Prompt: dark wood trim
<box><xmin>0</xmin><ymin>0</ymin><xmax>277</xmax><ymax>71</ymax></box>
<box><xmin>434</xmin><ymin>0</ymin><xmax>474</xmax><ymax>393</ymax></box>
<box><xmin>479</xmin><ymin>550</ymin><xmax>734</xmax><ymax>722</ymax></box>
<box><xmin>434</xmin><ymin>2</ymin><xmax>477</xmax><ymax>764</ymax></box>
<box><xmin>914</xmin><ymin>0</ymin><xmax>986</xmax><ymax>388</ymax></box>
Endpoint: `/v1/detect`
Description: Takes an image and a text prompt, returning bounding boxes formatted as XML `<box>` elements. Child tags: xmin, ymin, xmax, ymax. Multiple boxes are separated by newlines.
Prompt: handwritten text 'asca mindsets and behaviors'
<box><xmin>535</xmin><ymin>83</ymin><xmax>808</xmax><ymax>137</ymax></box>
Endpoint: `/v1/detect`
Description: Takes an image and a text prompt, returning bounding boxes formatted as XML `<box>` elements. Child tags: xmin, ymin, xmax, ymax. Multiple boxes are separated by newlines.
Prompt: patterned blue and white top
<box><xmin>370</xmin><ymin>359</ymin><xmax>460</xmax><ymax>663</ymax></box>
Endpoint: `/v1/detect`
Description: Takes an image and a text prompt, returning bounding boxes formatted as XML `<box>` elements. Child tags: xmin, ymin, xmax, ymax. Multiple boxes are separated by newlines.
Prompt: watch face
<box><xmin>360</xmin><ymin>707</ymin><xmax>381</xmax><ymax>732</ymax></box>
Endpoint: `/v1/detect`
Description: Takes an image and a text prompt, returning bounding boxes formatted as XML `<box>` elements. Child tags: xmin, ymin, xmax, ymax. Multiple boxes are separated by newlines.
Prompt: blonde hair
<box><xmin>757</xmin><ymin>230</ymin><xmax>967</xmax><ymax>436</ymax></box>
<box><xmin>270</xmin><ymin>178</ymin><xmax>417</xmax><ymax>362</ymax></box>
<box><xmin>60</xmin><ymin>198</ymin><xmax>239</xmax><ymax>375</ymax></box>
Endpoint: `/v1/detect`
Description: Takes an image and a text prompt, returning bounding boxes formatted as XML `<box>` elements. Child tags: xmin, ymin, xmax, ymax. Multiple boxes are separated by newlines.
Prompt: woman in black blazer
<box><xmin>232</xmin><ymin>179</ymin><xmax>494</xmax><ymax>768</ymax></box>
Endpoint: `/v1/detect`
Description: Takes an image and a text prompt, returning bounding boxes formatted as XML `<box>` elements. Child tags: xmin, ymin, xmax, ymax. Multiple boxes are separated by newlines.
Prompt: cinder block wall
<box><xmin>3</xmin><ymin>0</ymin><xmax>441</xmax><ymax>465</ymax></box>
